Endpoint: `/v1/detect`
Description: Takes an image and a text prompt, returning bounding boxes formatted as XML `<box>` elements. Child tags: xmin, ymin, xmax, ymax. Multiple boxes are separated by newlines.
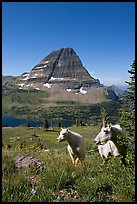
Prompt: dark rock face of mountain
<box><xmin>30</xmin><ymin>48</ymin><xmax>100</xmax><ymax>90</ymax></box>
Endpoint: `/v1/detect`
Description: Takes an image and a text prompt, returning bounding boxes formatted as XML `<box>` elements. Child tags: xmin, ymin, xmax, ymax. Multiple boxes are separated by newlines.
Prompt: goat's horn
<box><xmin>102</xmin><ymin>116</ymin><xmax>108</xmax><ymax>127</ymax></box>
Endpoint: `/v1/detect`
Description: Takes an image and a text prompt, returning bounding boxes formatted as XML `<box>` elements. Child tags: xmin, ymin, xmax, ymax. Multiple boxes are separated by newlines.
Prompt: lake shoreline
<box><xmin>2</xmin><ymin>114</ymin><xmax>74</xmax><ymax>128</ymax></box>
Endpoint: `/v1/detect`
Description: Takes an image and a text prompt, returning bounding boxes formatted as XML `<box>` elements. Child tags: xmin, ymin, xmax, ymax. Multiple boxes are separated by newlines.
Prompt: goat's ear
<box><xmin>61</xmin><ymin>127</ymin><xmax>63</xmax><ymax>130</ymax></box>
<box><xmin>109</xmin><ymin>123</ymin><xmax>112</xmax><ymax>128</ymax></box>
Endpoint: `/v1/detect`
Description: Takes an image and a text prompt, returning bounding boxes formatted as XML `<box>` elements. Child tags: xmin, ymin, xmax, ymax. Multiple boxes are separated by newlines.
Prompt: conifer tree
<box><xmin>44</xmin><ymin>119</ymin><xmax>49</xmax><ymax>131</ymax></box>
<box><xmin>118</xmin><ymin>60</ymin><xmax>135</xmax><ymax>160</ymax></box>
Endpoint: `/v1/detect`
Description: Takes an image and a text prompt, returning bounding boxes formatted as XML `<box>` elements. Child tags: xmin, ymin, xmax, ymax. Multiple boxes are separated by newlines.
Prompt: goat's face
<box><xmin>94</xmin><ymin>125</ymin><xmax>112</xmax><ymax>145</ymax></box>
<box><xmin>57</xmin><ymin>128</ymin><xmax>68</xmax><ymax>142</ymax></box>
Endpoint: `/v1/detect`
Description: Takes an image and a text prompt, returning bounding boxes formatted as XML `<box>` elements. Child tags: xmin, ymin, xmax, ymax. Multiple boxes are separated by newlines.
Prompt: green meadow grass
<box><xmin>2</xmin><ymin>125</ymin><xmax>135</xmax><ymax>202</ymax></box>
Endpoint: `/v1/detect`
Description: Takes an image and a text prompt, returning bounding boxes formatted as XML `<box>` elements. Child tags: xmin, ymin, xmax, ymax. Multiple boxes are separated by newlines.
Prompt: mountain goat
<box><xmin>94</xmin><ymin>123</ymin><xmax>127</xmax><ymax>164</ymax></box>
<box><xmin>57</xmin><ymin>128</ymin><xmax>86</xmax><ymax>166</ymax></box>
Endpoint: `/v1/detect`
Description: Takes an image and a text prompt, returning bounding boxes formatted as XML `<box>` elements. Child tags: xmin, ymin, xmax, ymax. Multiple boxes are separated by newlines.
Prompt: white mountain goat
<box><xmin>94</xmin><ymin>124</ymin><xmax>122</xmax><ymax>145</ymax></box>
<box><xmin>94</xmin><ymin>123</ymin><xmax>127</xmax><ymax>163</ymax></box>
<box><xmin>57</xmin><ymin>128</ymin><xmax>86</xmax><ymax>166</ymax></box>
<box><xmin>97</xmin><ymin>140</ymin><xmax>120</xmax><ymax>162</ymax></box>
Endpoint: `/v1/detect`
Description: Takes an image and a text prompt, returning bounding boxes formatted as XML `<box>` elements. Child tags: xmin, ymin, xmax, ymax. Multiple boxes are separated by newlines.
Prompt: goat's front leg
<box><xmin>68</xmin><ymin>151</ymin><xmax>75</xmax><ymax>165</ymax></box>
<box><xmin>74</xmin><ymin>157</ymin><xmax>79</xmax><ymax>166</ymax></box>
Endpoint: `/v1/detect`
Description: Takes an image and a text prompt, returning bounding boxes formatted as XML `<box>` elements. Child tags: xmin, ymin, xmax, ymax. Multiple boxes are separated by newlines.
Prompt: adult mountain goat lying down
<box><xmin>57</xmin><ymin>128</ymin><xmax>86</xmax><ymax>166</ymax></box>
<box><xmin>94</xmin><ymin>123</ymin><xmax>127</xmax><ymax>163</ymax></box>
<box><xmin>97</xmin><ymin>140</ymin><xmax>120</xmax><ymax>161</ymax></box>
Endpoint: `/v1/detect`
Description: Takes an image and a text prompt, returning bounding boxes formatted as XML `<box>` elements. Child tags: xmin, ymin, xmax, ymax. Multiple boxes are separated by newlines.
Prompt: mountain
<box><xmin>2</xmin><ymin>48</ymin><xmax>122</xmax><ymax>104</ymax></box>
<box><xmin>106</xmin><ymin>85</ymin><xmax>125</xmax><ymax>99</ymax></box>
<box><xmin>2</xmin><ymin>75</ymin><xmax>17</xmax><ymax>84</ymax></box>
<box><xmin>19</xmin><ymin>47</ymin><xmax>101</xmax><ymax>91</ymax></box>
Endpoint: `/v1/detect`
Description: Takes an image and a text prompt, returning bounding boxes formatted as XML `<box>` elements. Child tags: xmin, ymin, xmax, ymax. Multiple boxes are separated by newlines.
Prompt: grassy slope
<box><xmin>2</xmin><ymin>125</ymin><xmax>135</xmax><ymax>202</ymax></box>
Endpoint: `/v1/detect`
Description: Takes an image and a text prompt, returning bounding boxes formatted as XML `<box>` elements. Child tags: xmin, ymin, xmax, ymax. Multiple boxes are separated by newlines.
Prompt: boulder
<box><xmin>14</xmin><ymin>155</ymin><xmax>44</xmax><ymax>170</ymax></box>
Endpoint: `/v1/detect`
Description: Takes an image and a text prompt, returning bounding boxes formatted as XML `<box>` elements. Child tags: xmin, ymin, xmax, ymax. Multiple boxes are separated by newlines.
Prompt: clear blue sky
<box><xmin>2</xmin><ymin>2</ymin><xmax>135</xmax><ymax>88</ymax></box>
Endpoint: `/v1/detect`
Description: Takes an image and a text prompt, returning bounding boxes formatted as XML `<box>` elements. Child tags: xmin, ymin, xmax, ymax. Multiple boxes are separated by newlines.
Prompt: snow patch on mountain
<box><xmin>67</xmin><ymin>89</ymin><xmax>71</xmax><ymax>92</ymax></box>
<box><xmin>18</xmin><ymin>83</ymin><xmax>24</xmax><ymax>87</ymax></box>
<box><xmin>44</xmin><ymin>83</ymin><xmax>52</xmax><ymax>88</ymax></box>
<box><xmin>49</xmin><ymin>77</ymin><xmax>64</xmax><ymax>81</ymax></box>
<box><xmin>80</xmin><ymin>87</ymin><xmax>87</xmax><ymax>94</ymax></box>
<box><xmin>23</xmin><ymin>76</ymin><xmax>30</xmax><ymax>81</ymax></box>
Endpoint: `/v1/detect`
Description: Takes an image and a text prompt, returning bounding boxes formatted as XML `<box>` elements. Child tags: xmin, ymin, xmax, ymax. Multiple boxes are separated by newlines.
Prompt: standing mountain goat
<box><xmin>57</xmin><ymin>128</ymin><xmax>86</xmax><ymax>166</ymax></box>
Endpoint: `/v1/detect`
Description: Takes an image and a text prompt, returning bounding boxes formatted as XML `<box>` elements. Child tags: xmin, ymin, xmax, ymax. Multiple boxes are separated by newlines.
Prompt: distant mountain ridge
<box><xmin>106</xmin><ymin>85</ymin><xmax>125</xmax><ymax>98</ymax></box>
<box><xmin>2</xmin><ymin>75</ymin><xmax>17</xmax><ymax>84</ymax></box>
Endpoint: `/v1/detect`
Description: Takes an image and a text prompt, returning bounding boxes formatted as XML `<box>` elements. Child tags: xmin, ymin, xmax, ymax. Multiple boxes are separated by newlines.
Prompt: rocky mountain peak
<box><xmin>28</xmin><ymin>47</ymin><xmax>100</xmax><ymax>91</ymax></box>
<box><xmin>34</xmin><ymin>48</ymin><xmax>83</xmax><ymax>71</ymax></box>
